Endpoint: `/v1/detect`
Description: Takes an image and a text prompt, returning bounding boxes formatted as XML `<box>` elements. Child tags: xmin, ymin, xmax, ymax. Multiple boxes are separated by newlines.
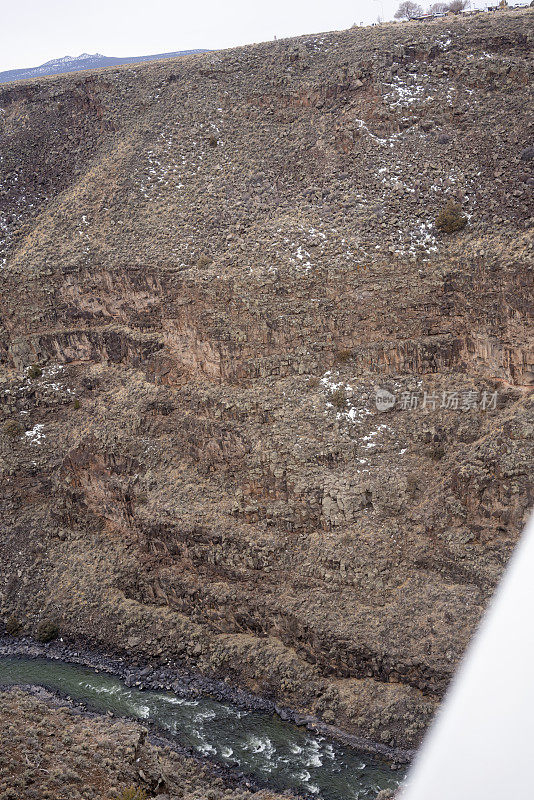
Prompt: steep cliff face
<box><xmin>0</xmin><ymin>10</ymin><xmax>532</xmax><ymax>750</ymax></box>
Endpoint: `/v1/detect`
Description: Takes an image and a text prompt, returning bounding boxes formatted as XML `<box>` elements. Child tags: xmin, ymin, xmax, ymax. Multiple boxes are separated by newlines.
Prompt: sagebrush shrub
<box><xmin>2</xmin><ymin>420</ymin><xmax>22</xmax><ymax>438</ymax></box>
<box><xmin>334</xmin><ymin>349</ymin><xmax>352</xmax><ymax>364</ymax></box>
<box><xmin>5</xmin><ymin>614</ymin><xmax>21</xmax><ymax>635</ymax></box>
<box><xmin>35</xmin><ymin>619</ymin><xmax>59</xmax><ymax>643</ymax></box>
<box><xmin>329</xmin><ymin>388</ymin><xmax>347</xmax><ymax>411</ymax></box>
<box><xmin>435</xmin><ymin>200</ymin><xmax>467</xmax><ymax>233</ymax></box>
<box><xmin>116</xmin><ymin>788</ymin><xmax>147</xmax><ymax>800</ymax></box>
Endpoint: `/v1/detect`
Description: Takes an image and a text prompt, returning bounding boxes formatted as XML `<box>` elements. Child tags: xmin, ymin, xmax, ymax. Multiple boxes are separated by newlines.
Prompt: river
<box><xmin>0</xmin><ymin>655</ymin><xmax>403</xmax><ymax>800</ymax></box>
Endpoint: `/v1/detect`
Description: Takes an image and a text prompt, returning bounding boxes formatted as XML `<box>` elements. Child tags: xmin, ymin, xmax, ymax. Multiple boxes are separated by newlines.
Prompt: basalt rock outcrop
<box><xmin>0</xmin><ymin>10</ymin><xmax>533</xmax><ymax>750</ymax></box>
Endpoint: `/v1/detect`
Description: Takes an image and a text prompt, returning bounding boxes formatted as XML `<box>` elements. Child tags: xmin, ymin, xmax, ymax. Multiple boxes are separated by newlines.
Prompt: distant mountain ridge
<box><xmin>0</xmin><ymin>50</ymin><xmax>208</xmax><ymax>84</ymax></box>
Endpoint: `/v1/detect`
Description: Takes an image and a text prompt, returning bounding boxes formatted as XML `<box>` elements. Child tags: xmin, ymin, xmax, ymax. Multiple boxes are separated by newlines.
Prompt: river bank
<box><xmin>0</xmin><ymin>653</ymin><xmax>403</xmax><ymax>800</ymax></box>
<box><xmin>0</xmin><ymin>682</ymin><xmax>294</xmax><ymax>798</ymax></box>
<box><xmin>0</xmin><ymin>686</ymin><xmax>295</xmax><ymax>800</ymax></box>
<box><xmin>0</xmin><ymin>633</ymin><xmax>414</xmax><ymax>766</ymax></box>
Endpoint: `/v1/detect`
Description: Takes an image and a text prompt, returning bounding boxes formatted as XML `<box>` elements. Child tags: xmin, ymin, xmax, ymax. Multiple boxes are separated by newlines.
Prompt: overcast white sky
<box><xmin>1</xmin><ymin>0</ymin><xmax>408</xmax><ymax>72</ymax></box>
<box><xmin>1</xmin><ymin>0</ymin><xmax>492</xmax><ymax>73</ymax></box>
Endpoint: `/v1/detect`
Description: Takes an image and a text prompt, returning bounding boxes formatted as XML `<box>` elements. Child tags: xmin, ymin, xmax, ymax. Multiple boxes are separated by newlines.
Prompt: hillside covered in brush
<box><xmin>0</xmin><ymin>9</ymin><xmax>532</xmax><ymax>751</ymax></box>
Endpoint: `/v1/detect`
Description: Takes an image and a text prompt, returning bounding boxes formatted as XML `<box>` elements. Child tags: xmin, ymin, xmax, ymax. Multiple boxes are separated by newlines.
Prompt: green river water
<box><xmin>0</xmin><ymin>656</ymin><xmax>404</xmax><ymax>800</ymax></box>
